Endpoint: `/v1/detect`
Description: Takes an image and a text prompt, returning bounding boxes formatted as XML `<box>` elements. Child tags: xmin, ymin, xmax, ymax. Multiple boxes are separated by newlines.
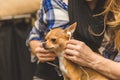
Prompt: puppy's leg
<box><xmin>63</xmin><ymin>75</ymin><xmax>69</xmax><ymax>80</ymax></box>
<box><xmin>68</xmin><ymin>71</ymin><xmax>82</xmax><ymax>80</ymax></box>
<box><xmin>70</xmin><ymin>77</ymin><xmax>81</xmax><ymax>80</ymax></box>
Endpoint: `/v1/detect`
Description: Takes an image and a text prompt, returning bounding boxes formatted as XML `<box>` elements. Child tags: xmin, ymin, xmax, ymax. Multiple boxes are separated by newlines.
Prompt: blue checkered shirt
<box><xmin>26</xmin><ymin>0</ymin><xmax>69</xmax><ymax>45</ymax></box>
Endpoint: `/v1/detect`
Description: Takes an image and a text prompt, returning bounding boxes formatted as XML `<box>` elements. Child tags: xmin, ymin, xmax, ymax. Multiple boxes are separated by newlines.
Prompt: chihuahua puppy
<box><xmin>43</xmin><ymin>23</ymin><xmax>109</xmax><ymax>80</ymax></box>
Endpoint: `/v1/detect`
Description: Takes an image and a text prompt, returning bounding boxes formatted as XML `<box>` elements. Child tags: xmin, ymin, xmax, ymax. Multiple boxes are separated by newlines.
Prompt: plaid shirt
<box><xmin>98</xmin><ymin>33</ymin><xmax>120</xmax><ymax>62</ymax></box>
<box><xmin>26</xmin><ymin>0</ymin><xmax>69</xmax><ymax>45</ymax></box>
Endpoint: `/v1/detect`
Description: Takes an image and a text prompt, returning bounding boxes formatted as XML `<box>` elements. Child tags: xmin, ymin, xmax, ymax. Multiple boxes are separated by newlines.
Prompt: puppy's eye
<box><xmin>51</xmin><ymin>38</ymin><xmax>56</xmax><ymax>42</ymax></box>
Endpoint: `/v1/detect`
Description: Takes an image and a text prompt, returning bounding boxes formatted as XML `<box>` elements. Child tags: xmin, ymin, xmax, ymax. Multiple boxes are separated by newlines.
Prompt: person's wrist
<box><xmin>88</xmin><ymin>52</ymin><xmax>104</xmax><ymax>68</ymax></box>
<box><xmin>88</xmin><ymin>53</ymin><xmax>110</xmax><ymax>73</ymax></box>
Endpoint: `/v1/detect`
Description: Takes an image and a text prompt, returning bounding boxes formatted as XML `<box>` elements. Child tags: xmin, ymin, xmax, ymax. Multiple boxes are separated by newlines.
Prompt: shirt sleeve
<box><xmin>26</xmin><ymin>0</ymin><xmax>47</xmax><ymax>45</ymax></box>
<box><xmin>26</xmin><ymin>0</ymin><xmax>47</xmax><ymax>62</ymax></box>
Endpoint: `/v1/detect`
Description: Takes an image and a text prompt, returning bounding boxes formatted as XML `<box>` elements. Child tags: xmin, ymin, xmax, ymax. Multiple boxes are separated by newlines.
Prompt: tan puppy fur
<box><xmin>43</xmin><ymin>23</ymin><xmax>109</xmax><ymax>80</ymax></box>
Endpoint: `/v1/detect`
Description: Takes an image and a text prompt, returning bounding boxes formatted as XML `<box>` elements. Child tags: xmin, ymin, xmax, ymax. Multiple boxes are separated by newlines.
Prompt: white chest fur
<box><xmin>57</xmin><ymin>52</ymin><xmax>68</xmax><ymax>75</ymax></box>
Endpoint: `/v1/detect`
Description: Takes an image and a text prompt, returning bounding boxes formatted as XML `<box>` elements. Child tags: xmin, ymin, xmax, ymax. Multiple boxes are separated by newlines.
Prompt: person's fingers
<box><xmin>64</xmin><ymin>48</ymin><xmax>79</xmax><ymax>56</ymax></box>
<box><xmin>36</xmin><ymin>53</ymin><xmax>56</xmax><ymax>62</ymax></box>
<box><xmin>36</xmin><ymin>52</ymin><xmax>56</xmax><ymax>57</ymax></box>
<box><xmin>35</xmin><ymin>47</ymin><xmax>50</xmax><ymax>53</ymax></box>
<box><xmin>63</xmin><ymin>53</ymin><xmax>86</xmax><ymax>66</ymax></box>
<box><xmin>64</xmin><ymin>53</ymin><xmax>77</xmax><ymax>62</ymax></box>
<box><xmin>66</xmin><ymin>43</ymin><xmax>76</xmax><ymax>49</ymax></box>
<box><xmin>38</xmin><ymin>57</ymin><xmax>56</xmax><ymax>62</ymax></box>
<box><xmin>66</xmin><ymin>39</ymin><xmax>77</xmax><ymax>44</ymax></box>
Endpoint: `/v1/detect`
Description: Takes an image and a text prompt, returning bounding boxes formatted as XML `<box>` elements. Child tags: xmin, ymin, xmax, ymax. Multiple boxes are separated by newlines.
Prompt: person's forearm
<box><xmin>89</xmin><ymin>54</ymin><xmax>120</xmax><ymax>80</ymax></box>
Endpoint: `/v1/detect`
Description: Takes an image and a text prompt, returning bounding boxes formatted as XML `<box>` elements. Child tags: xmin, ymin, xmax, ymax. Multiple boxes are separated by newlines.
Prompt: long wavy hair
<box><xmin>102</xmin><ymin>0</ymin><xmax>120</xmax><ymax>27</ymax></box>
<box><xmin>104</xmin><ymin>0</ymin><xmax>120</xmax><ymax>52</ymax></box>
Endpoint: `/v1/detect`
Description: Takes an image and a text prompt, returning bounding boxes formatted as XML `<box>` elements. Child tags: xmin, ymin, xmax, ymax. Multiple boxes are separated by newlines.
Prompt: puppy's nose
<box><xmin>42</xmin><ymin>42</ymin><xmax>46</xmax><ymax>49</ymax></box>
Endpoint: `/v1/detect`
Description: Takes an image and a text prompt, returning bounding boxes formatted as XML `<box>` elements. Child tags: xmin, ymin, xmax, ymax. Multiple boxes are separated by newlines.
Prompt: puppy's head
<box><xmin>43</xmin><ymin>22</ymin><xmax>77</xmax><ymax>53</ymax></box>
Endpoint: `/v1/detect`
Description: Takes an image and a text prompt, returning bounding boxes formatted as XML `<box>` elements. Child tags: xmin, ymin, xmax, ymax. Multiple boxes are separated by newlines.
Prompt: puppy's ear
<box><xmin>64</xmin><ymin>22</ymin><xmax>77</xmax><ymax>34</ymax></box>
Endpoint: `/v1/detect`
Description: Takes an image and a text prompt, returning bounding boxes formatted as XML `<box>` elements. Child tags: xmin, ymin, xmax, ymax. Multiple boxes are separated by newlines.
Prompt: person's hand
<box><xmin>64</xmin><ymin>39</ymin><xmax>99</xmax><ymax>67</ymax></box>
<box><xmin>29</xmin><ymin>40</ymin><xmax>57</xmax><ymax>62</ymax></box>
<box><xmin>64</xmin><ymin>39</ymin><xmax>120</xmax><ymax>80</ymax></box>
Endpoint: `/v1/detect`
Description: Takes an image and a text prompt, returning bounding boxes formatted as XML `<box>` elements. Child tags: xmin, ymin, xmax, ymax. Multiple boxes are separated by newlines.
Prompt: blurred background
<box><xmin>0</xmin><ymin>0</ymin><xmax>40</xmax><ymax>80</ymax></box>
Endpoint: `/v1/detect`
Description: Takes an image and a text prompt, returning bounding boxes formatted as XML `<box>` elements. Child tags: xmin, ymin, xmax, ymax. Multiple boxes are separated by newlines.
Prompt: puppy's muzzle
<box><xmin>42</xmin><ymin>42</ymin><xmax>54</xmax><ymax>50</ymax></box>
<box><xmin>42</xmin><ymin>42</ymin><xmax>47</xmax><ymax>50</ymax></box>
